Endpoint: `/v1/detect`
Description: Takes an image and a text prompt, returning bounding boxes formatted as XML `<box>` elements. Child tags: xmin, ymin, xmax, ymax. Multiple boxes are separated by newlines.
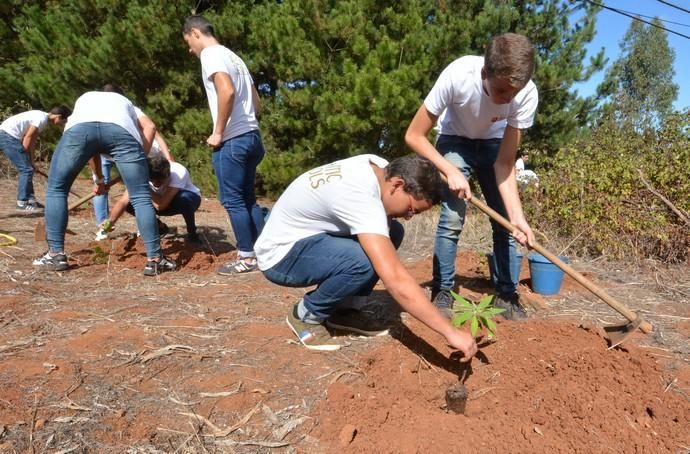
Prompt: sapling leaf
<box><xmin>452</xmin><ymin>310</ymin><xmax>474</xmax><ymax>327</ymax></box>
<box><xmin>476</xmin><ymin>295</ymin><xmax>493</xmax><ymax>311</ymax></box>
<box><xmin>484</xmin><ymin>317</ymin><xmax>497</xmax><ymax>336</ymax></box>
<box><xmin>470</xmin><ymin>316</ymin><xmax>479</xmax><ymax>337</ymax></box>
<box><xmin>486</xmin><ymin>307</ymin><xmax>506</xmax><ymax>316</ymax></box>
<box><xmin>479</xmin><ymin>294</ymin><xmax>494</xmax><ymax>304</ymax></box>
<box><xmin>451</xmin><ymin>290</ymin><xmax>475</xmax><ymax>310</ymax></box>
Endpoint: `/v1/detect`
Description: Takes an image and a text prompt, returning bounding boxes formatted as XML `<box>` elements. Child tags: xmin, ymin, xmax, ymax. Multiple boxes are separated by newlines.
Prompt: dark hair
<box><xmin>147</xmin><ymin>155</ymin><xmax>171</xmax><ymax>181</ymax></box>
<box><xmin>484</xmin><ymin>33</ymin><xmax>535</xmax><ymax>88</ymax></box>
<box><xmin>385</xmin><ymin>155</ymin><xmax>443</xmax><ymax>205</ymax></box>
<box><xmin>183</xmin><ymin>15</ymin><xmax>215</xmax><ymax>36</ymax></box>
<box><xmin>102</xmin><ymin>83</ymin><xmax>124</xmax><ymax>95</ymax></box>
<box><xmin>49</xmin><ymin>105</ymin><xmax>71</xmax><ymax>119</ymax></box>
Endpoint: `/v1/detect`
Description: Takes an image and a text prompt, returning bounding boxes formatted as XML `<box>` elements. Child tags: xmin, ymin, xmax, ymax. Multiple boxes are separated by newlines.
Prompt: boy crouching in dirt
<box><xmin>254</xmin><ymin>153</ymin><xmax>477</xmax><ymax>360</ymax></box>
<box><xmin>101</xmin><ymin>155</ymin><xmax>202</xmax><ymax>245</ymax></box>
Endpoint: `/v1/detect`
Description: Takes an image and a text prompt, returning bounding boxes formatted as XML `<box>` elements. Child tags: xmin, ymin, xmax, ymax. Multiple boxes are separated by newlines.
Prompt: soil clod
<box><xmin>445</xmin><ymin>383</ymin><xmax>469</xmax><ymax>414</ymax></box>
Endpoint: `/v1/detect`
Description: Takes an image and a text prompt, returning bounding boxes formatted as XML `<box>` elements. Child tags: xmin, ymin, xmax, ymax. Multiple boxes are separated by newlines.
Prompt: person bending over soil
<box><xmin>254</xmin><ymin>153</ymin><xmax>477</xmax><ymax>361</ymax></box>
<box><xmin>33</xmin><ymin>90</ymin><xmax>175</xmax><ymax>276</ymax></box>
<box><xmin>0</xmin><ymin>106</ymin><xmax>71</xmax><ymax>211</ymax></box>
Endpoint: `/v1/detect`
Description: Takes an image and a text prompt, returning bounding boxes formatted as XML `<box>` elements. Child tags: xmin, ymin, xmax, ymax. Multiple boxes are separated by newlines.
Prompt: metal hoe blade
<box><xmin>605</xmin><ymin>315</ymin><xmax>643</xmax><ymax>349</ymax></box>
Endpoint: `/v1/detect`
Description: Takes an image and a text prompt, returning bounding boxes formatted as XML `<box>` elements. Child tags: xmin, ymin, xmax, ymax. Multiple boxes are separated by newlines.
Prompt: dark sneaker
<box><xmin>492</xmin><ymin>293</ymin><xmax>527</xmax><ymax>320</ymax></box>
<box><xmin>325</xmin><ymin>308</ymin><xmax>389</xmax><ymax>336</ymax></box>
<box><xmin>432</xmin><ymin>289</ymin><xmax>454</xmax><ymax>319</ymax></box>
<box><xmin>143</xmin><ymin>256</ymin><xmax>177</xmax><ymax>276</ymax></box>
<box><xmin>286</xmin><ymin>304</ymin><xmax>342</xmax><ymax>351</ymax></box>
<box><xmin>217</xmin><ymin>258</ymin><xmax>258</xmax><ymax>275</ymax></box>
<box><xmin>32</xmin><ymin>252</ymin><xmax>68</xmax><ymax>271</ymax></box>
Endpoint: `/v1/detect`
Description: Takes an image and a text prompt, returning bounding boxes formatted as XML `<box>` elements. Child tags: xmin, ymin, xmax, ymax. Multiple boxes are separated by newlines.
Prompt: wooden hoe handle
<box><xmin>67</xmin><ymin>176</ymin><xmax>123</xmax><ymax>211</ymax></box>
<box><xmin>469</xmin><ymin>196</ymin><xmax>653</xmax><ymax>334</ymax></box>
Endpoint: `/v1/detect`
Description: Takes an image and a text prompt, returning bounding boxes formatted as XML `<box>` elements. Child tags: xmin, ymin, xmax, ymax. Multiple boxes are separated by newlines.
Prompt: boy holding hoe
<box><xmin>0</xmin><ymin>106</ymin><xmax>71</xmax><ymax>211</ymax></box>
<box><xmin>405</xmin><ymin>32</ymin><xmax>538</xmax><ymax>320</ymax></box>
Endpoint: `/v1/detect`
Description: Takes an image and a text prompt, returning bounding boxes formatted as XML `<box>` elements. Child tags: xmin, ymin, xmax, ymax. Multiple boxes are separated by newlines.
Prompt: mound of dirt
<box><xmin>312</xmin><ymin>318</ymin><xmax>688</xmax><ymax>453</ymax></box>
<box><xmin>60</xmin><ymin>234</ymin><xmax>229</xmax><ymax>274</ymax></box>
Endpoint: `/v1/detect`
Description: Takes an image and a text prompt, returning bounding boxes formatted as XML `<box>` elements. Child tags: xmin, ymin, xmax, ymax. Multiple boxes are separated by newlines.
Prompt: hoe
<box><xmin>470</xmin><ymin>195</ymin><xmax>652</xmax><ymax>348</ymax></box>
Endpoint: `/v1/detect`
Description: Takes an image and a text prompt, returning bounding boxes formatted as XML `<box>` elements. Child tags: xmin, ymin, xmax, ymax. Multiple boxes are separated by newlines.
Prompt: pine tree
<box><xmin>0</xmin><ymin>0</ymin><xmax>605</xmax><ymax>194</ymax></box>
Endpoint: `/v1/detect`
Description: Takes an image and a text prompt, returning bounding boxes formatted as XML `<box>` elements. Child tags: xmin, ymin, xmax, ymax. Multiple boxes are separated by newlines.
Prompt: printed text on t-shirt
<box><xmin>308</xmin><ymin>163</ymin><xmax>342</xmax><ymax>189</ymax></box>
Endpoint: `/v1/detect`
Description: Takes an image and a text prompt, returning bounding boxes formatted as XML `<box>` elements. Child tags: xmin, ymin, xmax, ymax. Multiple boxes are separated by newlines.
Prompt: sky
<box><xmin>572</xmin><ymin>0</ymin><xmax>690</xmax><ymax>110</ymax></box>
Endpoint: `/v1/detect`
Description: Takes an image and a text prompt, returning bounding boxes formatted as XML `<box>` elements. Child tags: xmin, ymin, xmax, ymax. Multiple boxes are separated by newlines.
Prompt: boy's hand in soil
<box><xmin>445</xmin><ymin>329</ymin><xmax>477</xmax><ymax>363</ymax></box>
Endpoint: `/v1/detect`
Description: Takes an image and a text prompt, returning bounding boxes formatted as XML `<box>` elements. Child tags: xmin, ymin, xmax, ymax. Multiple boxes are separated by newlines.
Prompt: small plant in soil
<box><xmin>450</xmin><ymin>291</ymin><xmax>505</xmax><ymax>338</ymax></box>
<box><xmin>93</xmin><ymin>245</ymin><xmax>109</xmax><ymax>264</ymax></box>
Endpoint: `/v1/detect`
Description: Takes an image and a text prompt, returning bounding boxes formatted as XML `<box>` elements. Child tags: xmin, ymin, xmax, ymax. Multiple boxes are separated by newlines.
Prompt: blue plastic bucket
<box><xmin>486</xmin><ymin>252</ymin><xmax>524</xmax><ymax>285</ymax></box>
<box><xmin>528</xmin><ymin>253</ymin><xmax>569</xmax><ymax>295</ymax></box>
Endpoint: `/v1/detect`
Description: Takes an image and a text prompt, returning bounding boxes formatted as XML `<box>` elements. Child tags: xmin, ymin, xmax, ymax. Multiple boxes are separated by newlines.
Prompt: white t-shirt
<box><xmin>0</xmin><ymin>110</ymin><xmax>49</xmax><ymax>140</ymax></box>
<box><xmin>515</xmin><ymin>157</ymin><xmax>525</xmax><ymax>171</ymax></box>
<box><xmin>149</xmin><ymin>138</ymin><xmax>164</xmax><ymax>157</ymax></box>
<box><xmin>200</xmin><ymin>44</ymin><xmax>259</xmax><ymax>141</ymax></box>
<box><xmin>149</xmin><ymin>162</ymin><xmax>201</xmax><ymax>197</ymax></box>
<box><xmin>255</xmin><ymin>154</ymin><xmax>391</xmax><ymax>271</ymax></box>
<box><xmin>65</xmin><ymin>92</ymin><xmax>143</xmax><ymax>144</ymax></box>
<box><xmin>424</xmin><ymin>55</ymin><xmax>538</xmax><ymax>139</ymax></box>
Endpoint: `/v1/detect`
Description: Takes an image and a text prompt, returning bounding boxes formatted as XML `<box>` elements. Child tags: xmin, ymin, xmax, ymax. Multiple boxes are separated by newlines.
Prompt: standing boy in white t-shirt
<box><xmin>405</xmin><ymin>33</ymin><xmax>538</xmax><ymax>320</ymax></box>
<box><xmin>183</xmin><ymin>15</ymin><xmax>266</xmax><ymax>275</ymax></box>
<box><xmin>254</xmin><ymin>154</ymin><xmax>477</xmax><ymax>361</ymax></box>
<box><xmin>32</xmin><ymin>90</ymin><xmax>176</xmax><ymax>276</ymax></box>
<box><xmin>0</xmin><ymin>106</ymin><xmax>71</xmax><ymax>211</ymax></box>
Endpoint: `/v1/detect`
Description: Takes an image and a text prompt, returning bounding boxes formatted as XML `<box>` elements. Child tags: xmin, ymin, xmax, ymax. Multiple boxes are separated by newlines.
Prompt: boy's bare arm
<box><xmin>357</xmin><ymin>233</ymin><xmax>477</xmax><ymax>362</ymax></box>
<box><xmin>495</xmin><ymin>125</ymin><xmax>533</xmax><ymax>246</ymax></box>
<box><xmin>405</xmin><ymin>104</ymin><xmax>471</xmax><ymax>199</ymax></box>
<box><xmin>154</xmin><ymin>186</ymin><xmax>179</xmax><ymax>211</ymax></box>
<box><xmin>22</xmin><ymin>126</ymin><xmax>40</xmax><ymax>164</ymax></box>
<box><xmin>207</xmin><ymin>72</ymin><xmax>235</xmax><ymax>148</ymax></box>
<box><xmin>137</xmin><ymin>115</ymin><xmax>157</xmax><ymax>154</ymax></box>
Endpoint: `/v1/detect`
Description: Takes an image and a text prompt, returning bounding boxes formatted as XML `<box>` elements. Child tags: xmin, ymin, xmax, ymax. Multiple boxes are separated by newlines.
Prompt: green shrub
<box><xmin>523</xmin><ymin>111</ymin><xmax>690</xmax><ymax>263</ymax></box>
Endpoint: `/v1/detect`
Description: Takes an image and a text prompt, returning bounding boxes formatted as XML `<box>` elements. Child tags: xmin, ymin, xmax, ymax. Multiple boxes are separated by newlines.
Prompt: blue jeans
<box><xmin>92</xmin><ymin>157</ymin><xmax>114</xmax><ymax>224</ymax></box>
<box><xmin>433</xmin><ymin>135</ymin><xmax>518</xmax><ymax>295</ymax></box>
<box><xmin>45</xmin><ymin>122</ymin><xmax>161</xmax><ymax>258</ymax></box>
<box><xmin>262</xmin><ymin>221</ymin><xmax>404</xmax><ymax>320</ymax></box>
<box><xmin>212</xmin><ymin>129</ymin><xmax>265</xmax><ymax>258</ymax></box>
<box><xmin>126</xmin><ymin>189</ymin><xmax>201</xmax><ymax>234</ymax></box>
<box><xmin>0</xmin><ymin>131</ymin><xmax>34</xmax><ymax>201</ymax></box>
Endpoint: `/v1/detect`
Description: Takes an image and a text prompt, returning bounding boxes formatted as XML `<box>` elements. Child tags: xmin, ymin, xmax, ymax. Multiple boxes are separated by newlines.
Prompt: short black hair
<box><xmin>49</xmin><ymin>105</ymin><xmax>71</xmax><ymax>119</ymax></box>
<box><xmin>183</xmin><ymin>15</ymin><xmax>215</xmax><ymax>36</ymax></box>
<box><xmin>385</xmin><ymin>155</ymin><xmax>443</xmax><ymax>205</ymax></box>
<box><xmin>147</xmin><ymin>155</ymin><xmax>171</xmax><ymax>181</ymax></box>
<box><xmin>102</xmin><ymin>83</ymin><xmax>124</xmax><ymax>95</ymax></box>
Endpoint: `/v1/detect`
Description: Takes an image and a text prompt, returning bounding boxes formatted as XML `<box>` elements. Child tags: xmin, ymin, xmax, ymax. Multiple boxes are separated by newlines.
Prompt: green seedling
<box><xmin>93</xmin><ymin>245</ymin><xmax>109</xmax><ymax>265</ymax></box>
<box><xmin>450</xmin><ymin>291</ymin><xmax>505</xmax><ymax>338</ymax></box>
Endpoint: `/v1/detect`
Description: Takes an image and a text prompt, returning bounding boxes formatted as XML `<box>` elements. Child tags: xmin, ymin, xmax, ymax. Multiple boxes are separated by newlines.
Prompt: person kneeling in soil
<box><xmin>33</xmin><ymin>90</ymin><xmax>176</xmax><ymax>276</ymax></box>
<box><xmin>103</xmin><ymin>155</ymin><xmax>202</xmax><ymax>244</ymax></box>
<box><xmin>254</xmin><ymin>153</ymin><xmax>478</xmax><ymax>359</ymax></box>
